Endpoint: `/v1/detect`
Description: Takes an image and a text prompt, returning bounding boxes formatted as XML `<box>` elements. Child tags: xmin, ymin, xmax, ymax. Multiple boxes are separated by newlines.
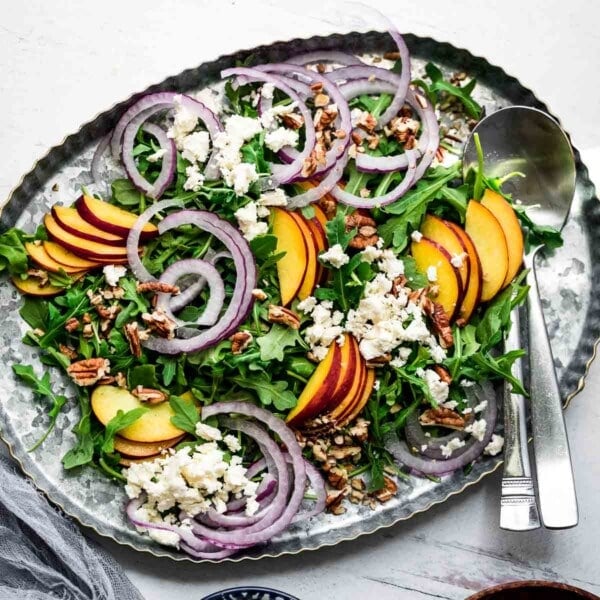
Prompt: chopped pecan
<box><xmin>391</xmin><ymin>275</ymin><xmax>407</xmax><ymax>296</ymax></box>
<box><xmin>115</xmin><ymin>372</ymin><xmax>127</xmax><ymax>388</ymax></box>
<box><xmin>67</xmin><ymin>358</ymin><xmax>110</xmax><ymax>387</ymax></box>
<box><xmin>136</xmin><ymin>281</ymin><xmax>180</xmax><ymax>295</ymax></box>
<box><xmin>356</xmin><ymin>112</ymin><xmax>377</xmax><ymax>134</ymax></box>
<box><xmin>316</xmin><ymin>63</ymin><xmax>326</xmax><ymax>74</ymax></box>
<box><xmin>82</xmin><ymin>313</ymin><xmax>92</xmax><ymax>324</ymax></box>
<box><xmin>229</xmin><ymin>331</ymin><xmax>253</xmax><ymax>354</ymax></box>
<box><xmin>334</xmin><ymin>128</ymin><xmax>346</xmax><ymax>139</ymax></box>
<box><xmin>312</xmin><ymin>440</ymin><xmax>328</xmax><ymax>463</ymax></box>
<box><xmin>314</xmin><ymin>104</ymin><xmax>338</xmax><ymax>130</ymax></box>
<box><xmin>267</xmin><ymin>304</ymin><xmax>300</xmax><ymax>329</ymax></box>
<box><xmin>252</xmin><ymin>288</ymin><xmax>267</xmax><ymax>301</ymax></box>
<box><xmin>314</xmin><ymin>140</ymin><xmax>327</xmax><ymax>166</ymax></box>
<box><xmin>365</xmin><ymin>354</ymin><xmax>391</xmax><ymax>368</ymax></box>
<box><xmin>301</xmin><ymin>153</ymin><xmax>318</xmax><ymax>178</ymax></box>
<box><xmin>349</xmin><ymin>488</ymin><xmax>364</xmax><ymax>504</ymax></box>
<box><xmin>124</xmin><ymin>322</ymin><xmax>143</xmax><ymax>358</ymax></box>
<box><xmin>327</xmin><ymin>466</ymin><xmax>348</xmax><ymax>490</ymax></box>
<box><xmin>313</xmin><ymin>92</ymin><xmax>330</xmax><ymax>107</ymax></box>
<box><xmin>325</xmin><ymin>488</ymin><xmax>347</xmax><ymax>514</ymax></box>
<box><xmin>425</xmin><ymin>301</ymin><xmax>454</xmax><ymax>348</ymax></box>
<box><xmin>310</xmin><ymin>81</ymin><xmax>324</xmax><ymax>93</ymax></box>
<box><xmin>345</xmin><ymin>213</ymin><xmax>379</xmax><ymax>249</ymax></box>
<box><xmin>347</xmin><ymin>418</ymin><xmax>369</xmax><ymax>443</ymax></box>
<box><xmin>328</xmin><ymin>446</ymin><xmax>361</xmax><ymax>461</ymax></box>
<box><xmin>366</xmin><ymin>134</ymin><xmax>380</xmax><ymax>150</ymax></box>
<box><xmin>142</xmin><ymin>309</ymin><xmax>177</xmax><ymax>339</ymax></box>
<box><xmin>419</xmin><ymin>406</ymin><xmax>465</xmax><ymax>430</ymax></box>
<box><xmin>65</xmin><ymin>317</ymin><xmax>80</xmax><ymax>333</ymax></box>
<box><xmin>82</xmin><ymin>324</ymin><xmax>94</xmax><ymax>339</ymax></box>
<box><xmin>27</xmin><ymin>269</ymin><xmax>48</xmax><ymax>286</ymax></box>
<box><xmin>351</xmin><ymin>477</ymin><xmax>366</xmax><ymax>491</ymax></box>
<box><xmin>433</xmin><ymin>364</ymin><xmax>452</xmax><ymax>384</ymax></box>
<box><xmin>318</xmin><ymin>195</ymin><xmax>337</xmax><ymax>220</ymax></box>
<box><xmin>59</xmin><ymin>344</ymin><xmax>78</xmax><ymax>360</ymax></box>
<box><xmin>373</xmin><ymin>476</ymin><xmax>398</xmax><ymax>503</ymax></box>
<box><xmin>280</xmin><ymin>112</ymin><xmax>304</xmax><ymax>130</ymax></box>
<box><xmin>96</xmin><ymin>304</ymin><xmax>121</xmax><ymax>321</ymax></box>
<box><xmin>86</xmin><ymin>290</ymin><xmax>104</xmax><ymax>306</ymax></box>
<box><xmin>132</xmin><ymin>386</ymin><xmax>168</xmax><ymax>405</ymax></box>
<box><xmin>388</xmin><ymin>116</ymin><xmax>420</xmax><ymax>145</ymax></box>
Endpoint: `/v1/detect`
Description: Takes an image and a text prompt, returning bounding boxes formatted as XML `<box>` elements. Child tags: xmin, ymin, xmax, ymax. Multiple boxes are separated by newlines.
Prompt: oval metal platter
<box><xmin>0</xmin><ymin>31</ymin><xmax>598</xmax><ymax>563</ymax></box>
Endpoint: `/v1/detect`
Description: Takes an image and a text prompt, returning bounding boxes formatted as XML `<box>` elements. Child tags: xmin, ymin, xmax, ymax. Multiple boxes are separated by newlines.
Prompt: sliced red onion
<box><xmin>121</xmin><ymin>121</ymin><xmax>176</xmax><ymax>200</ymax></box>
<box><xmin>179</xmin><ymin>542</ymin><xmax>237</xmax><ymax>560</ymax></box>
<box><xmin>290</xmin><ymin>458</ymin><xmax>326</xmax><ymax>524</ymax></box>
<box><xmin>155</xmin><ymin>258</ymin><xmax>225</xmax><ymax>328</ymax></box>
<box><xmin>387</xmin><ymin>382</ymin><xmax>498</xmax><ymax>475</ymax></box>
<box><xmin>285</xmin><ymin>50</ymin><xmax>362</xmax><ymax>67</ymax></box>
<box><xmin>90</xmin><ymin>134</ymin><xmax>111</xmax><ymax>186</ymax></box>
<box><xmin>331</xmin><ymin>148</ymin><xmax>417</xmax><ymax>208</ymax></box>
<box><xmin>142</xmin><ymin>211</ymin><xmax>256</xmax><ymax>355</ymax></box>
<box><xmin>221</xmin><ymin>67</ymin><xmax>316</xmax><ymax>186</ymax></box>
<box><xmin>192</xmin><ymin>402</ymin><xmax>307</xmax><ymax>547</ymax></box>
<box><xmin>126</xmin><ymin>199</ymin><xmax>184</xmax><ymax>282</ymax></box>
<box><xmin>225</xmin><ymin>474</ymin><xmax>276</xmax><ymax>514</ymax></box>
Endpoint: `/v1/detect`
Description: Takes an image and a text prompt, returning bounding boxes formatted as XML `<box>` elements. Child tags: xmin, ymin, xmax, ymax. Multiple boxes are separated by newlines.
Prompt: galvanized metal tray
<box><xmin>0</xmin><ymin>31</ymin><xmax>598</xmax><ymax>563</ymax></box>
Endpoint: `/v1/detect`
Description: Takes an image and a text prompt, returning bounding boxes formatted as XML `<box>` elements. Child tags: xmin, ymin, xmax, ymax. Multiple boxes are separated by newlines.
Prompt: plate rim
<box><xmin>1</xmin><ymin>29</ymin><xmax>598</xmax><ymax>563</ymax></box>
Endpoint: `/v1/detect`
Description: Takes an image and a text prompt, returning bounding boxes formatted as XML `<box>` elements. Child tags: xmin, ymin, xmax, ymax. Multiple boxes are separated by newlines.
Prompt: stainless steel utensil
<box><xmin>463</xmin><ymin>106</ymin><xmax>578</xmax><ymax>529</ymax></box>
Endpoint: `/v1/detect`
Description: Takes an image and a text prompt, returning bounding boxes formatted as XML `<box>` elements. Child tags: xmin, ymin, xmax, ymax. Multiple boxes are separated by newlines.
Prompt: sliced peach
<box><xmin>91</xmin><ymin>385</ymin><xmax>196</xmax><ymax>443</ymax></box>
<box><xmin>114</xmin><ymin>434</ymin><xmax>185</xmax><ymax>458</ymax></box>
<box><xmin>44</xmin><ymin>214</ymin><xmax>129</xmax><ymax>263</ymax></box>
<box><xmin>52</xmin><ymin>205</ymin><xmax>125</xmax><ymax>246</ymax></box>
<box><xmin>445</xmin><ymin>221</ymin><xmax>483</xmax><ymax>324</ymax></box>
<box><xmin>480</xmin><ymin>189</ymin><xmax>524</xmax><ymax>288</ymax></box>
<box><xmin>465</xmin><ymin>200</ymin><xmax>509</xmax><ymax>302</ymax></box>
<box><xmin>75</xmin><ymin>195</ymin><xmax>158</xmax><ymax>240</ymax></box>
<box><xmin>272</xmin><ymin>208</ymin><xmax>309</xmax><ymax>306</ymax></box>
<box><xmin>420</xmin><ymin>214</ymin><xmax>470</xmax><ymax>289</ymax></box>
<box><xmin>339</xmin><ymin>367</ymin><xmax>376</xmax><ymax>427</ymax></box>
<box><xmin>12</xmin><ymin>275</ymin><xmax>65</xmax><ymax>297</ymax></box>
<box><xmin>43</xmin><ymin>241</ymin><xmax>103</xmax><ymax>269</ymax></box>
<box><xmin>289</xmin><ymin>212</ymin><xmax>318</xmax><ymax>301</ymax></box>
<box><xmin>286</xmin><ymin>342</ymin><xmax>342</xmax><ymax>427</ymax></box>
<box><xmin>411</xmin><ymin>238</ymin><xmax>463</xmax><ymax>320</ymax></box>
<box><xmin>324</xmin><ymin>334</ymin><xmax>357</xmax><ymax>414</ymax></box>
<box><xmin>305</xmin><ymin>214</ymin><xmax>327</xmax><ymax>286</ymax></box>
<box><xmin>25</xmin><ymin>242</ymin><xmax>88</xmax><ymax>274</ymax></box>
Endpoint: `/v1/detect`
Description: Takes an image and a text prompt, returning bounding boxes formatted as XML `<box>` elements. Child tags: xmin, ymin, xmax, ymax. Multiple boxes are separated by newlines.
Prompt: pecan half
<box><xmin>425</xmin><ymin>301</ymin><xmax>454</xmax><ymax>348</ymax></box>
<box><xmin>373</xmin><ymin>476</ymin><xmax>398</xmax><ymax>503</ymax></box>
<box><xmin>136</xmin><ymin>281</ymin><xmax>180</xmax><ymax>295</ymax></box>
<box><xmin>142</xmin><ymin>309</ymin><xmax>177</xmax><ymax>339</ymax></box>
<box><xmin>67</xmin><ymin>358</ymin><xmax>110</xmax><ymax>387</ymax></box>
<box><xmin>268</xmin><ymin>305</ymin><xmax>300</xmax><ymax>329</ymax></box>
<box><xmin>328</xmin><ymin>446</ymin><xmax>361</xmax><ymax>461</ymax></box>
<box><xmin>124</xmin><ymin>322</ymin><xmax>142</xmax><ymax>358</ymax></box>
<box><xmin>230</xmin><ymin>331</ymin><xmax>253</xmax><ymax>354</ymax></box>
<box><xmin>132</xmin><ymin>386</ymin><xmax>168</xmax><ymax>405</ymax></box>
<box><xmin>301</xmin><ymin>153</ymin><xmax>318</xmax><ymax>178</ymax></box>
<box><xmin>433</xmin><ymin>364</ymin><xmax>452</xmax><ymax>384</ymax></box>
<box><xmin>326</xmin><ymin>489</ymin><xmax>347</xmax><ymax>515</ymax></box>
<box><xmin>419</xmin><ymin>406</ymin><xmax>465</xmax><ymax>430</ymax></box>
<box><xmin>65</xmin><ymin>317</ymin><xmax>80</xmax><ymax>333</ymax></box>
<box><xmin>59</xmin><ymin>344</ymin><xmax>78</xmax><ymax>361</ymax></box>
<box><xmin>280</xmin><ymin>112</ymin><xmax>304</xmax><ymax>130</ymax></box>
<box><xmin>345</xmin><ymin>213</ymin><xmax>379</xmax><ymax>249</ymax></box>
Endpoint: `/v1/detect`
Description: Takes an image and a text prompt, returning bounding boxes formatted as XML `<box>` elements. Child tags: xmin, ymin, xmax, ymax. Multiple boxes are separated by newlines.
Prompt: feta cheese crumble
<box><xmin>180</xmin><ymin>131</ymin><xmax>210</xmax><ymax>164</ymax></box>
<box><xmin>410</xmin><ymin>230</ymin><xmax>423</xmax><ymax>242</ymax></box>
<box><xmin>234</xmin><ymin>201</ymin><xmax>268</xmax><ymax>241</ymax></box>
<box><xmin>147</xmin><ymin>148</ymin><xmax>166</xmax><ymax>163</ymax></box>
<box><xmin>195</xmin><ymin>422</ymin><xmax>222</xmax><ymax>441</ymax></box>
<box><xmin>465</xmin><ymin>418</ymin><xmax>487</xmax><ymax>442</ymax></box>
<box><xmin>319</xmin><ymin>244</ymin><xmax>350</xmax><ymax>268</ymax></box>
<box><xmin>440</xmin><ymin>437</ymin><xmax>466</xmax><ymax>458</ymax></box>
<box><xmin>450</xmin><ymin>253</ymin><xmax>466</xmax><ymax>268</ymax></box>
<box><xmin>183</xmin><ymin>164</ymin><xmax>205</xmax><ymax>192</ymax></box>
<box><xmin>265</xmin><ymin>127</ymin><xmax>299</xmax><ymax>152</ymax></box>
<box><xmin>484</xmin><ymin>434</ymin><xmax>504</xmax><ymax>456</ymax></box>
<box><xmin>297</xmin><ymin>297</ymin><xmax>345</xmax><ymax>361</ymax></box>
<box><xmin>426</xmin><ymin>266</ymin><xmax>438</xmax><ymax>282</ymax></box>
<box><xmin>195</xmin><ymin>87</ymin><xmax>223</xmax><ymax>115</ymax></box>
<box><xmin>103</xmin><ymin>264</ymin><xmax>127</xmax><ymax>287</ymax></box>
<box><xmin>258</xmin><ymin>188</ymin><xmax>288</xmax><ymax>207</ymax></box>
<box><xmin>422</xmin><ymin>368</ymin><xmax>450</xmax><ymax>404</ymax></box>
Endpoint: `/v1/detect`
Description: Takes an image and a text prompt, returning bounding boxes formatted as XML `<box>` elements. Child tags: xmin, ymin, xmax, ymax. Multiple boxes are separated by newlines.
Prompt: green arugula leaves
<box><xmin>0</xmin><ymin>228</ymin><xmax>29</xmax><ymax>276</ymax></box>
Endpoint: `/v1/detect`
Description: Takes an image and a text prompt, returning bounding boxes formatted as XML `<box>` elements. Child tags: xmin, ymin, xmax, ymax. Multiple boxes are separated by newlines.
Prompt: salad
<box><xmin>0</xmin><ymin>23</ymin><xmax>561</xmax><ymax>560</ymax></box>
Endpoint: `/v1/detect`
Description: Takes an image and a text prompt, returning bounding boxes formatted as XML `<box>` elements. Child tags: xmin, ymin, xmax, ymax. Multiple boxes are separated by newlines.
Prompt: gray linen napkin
<box><xmin>0</xmin><ymin>454</ymin><xmax>144</xmax><ymax>600</ymax></box>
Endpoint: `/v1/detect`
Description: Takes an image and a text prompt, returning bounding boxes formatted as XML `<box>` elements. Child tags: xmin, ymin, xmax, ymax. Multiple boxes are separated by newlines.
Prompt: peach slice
<box><xmin>12</xmin><ymin>275</ymin><xmax>65</xmax><ymax>297</ymax></box>
<box><xmin>480</xmin><ymin>189</ymin><xmax>524</xmax><ymax>288</ymax></box>
<box><xmin>445</xmin><ymin>221</ymin><xmax>483</xmax><ymax>324</ymax></box>
<box><xmin>289</xmin><ymin>212</ymin><xmax>318</xmax><ymax>301</ymax></box>
<box><xmin>465</xmin><ymin>200</ymin><xmax>509</xmax><ymax>302</ymax></box>
<box><xmin>286</xmin><ymin>342</ymin><xmax>342</xmax><ymax>427</ymax></box>
<box><xmin>91</xmin><ymin>385</ymin><xmax>196</xmax><ymax>443</ymax></box>
<box><xmin>339</xmin><ymin>367</ymin><xmax>376</xmax><ymax>427</ymax></box>
<box><xmin>25</xmin><ymin>242</ymin><xmax>88</xmax><ymax>274</ymax></box>
<box><xmin>420</xmin><ymin>214</ymin><xmax>470</xmax><ymax>289</ymax></box>
<box><xmin>305</xmin><ymin>213</ymin><xmax>327</xmax><ymax>286</ymax></box>
<box><xmin>43</xmin><ymin>241</ymin><xmax>103</xmax><ymax>269</ymax></box>
<box><xmin>272</xmin><ymin>208</ymin><xmax>309</xmax><ymax>306</ymax></box>
<box><xmin>411</xmin><ymin>237</ymin><xmax>463</xmax><ymax>320</ymax></box>
<box><xmin>44</xmin><ymin>214</ymin><xmax>129</xmax><ymax>263</ymax></box>
<box><xmin>75</xmin><ymin>195</ymin><xmax>158</xmax><ymax>240</ymax></box>
<box><xmin>52</xmin><ymin>205</ymin><xmax>125</xmax><ymax>246</ymax></box>
<box><xmin>114</xmin><ymin>434</ymin><xmax>185</xmax><ymax>458</ymax></box>
<box><xmin>324</xmin><ymin>334</ymin><xmax>357</xmax><ymax>414</ymax></box>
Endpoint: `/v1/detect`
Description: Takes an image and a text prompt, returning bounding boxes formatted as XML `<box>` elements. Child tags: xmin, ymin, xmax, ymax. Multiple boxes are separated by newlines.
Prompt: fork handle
<box><xmin>500</xmin><ymin>305</ymin><xmax>540</xmax><ymax>531</ymax></box>
<box><xmin>525</xmin><ymin>249</ymin><xmax>578</xmax><ymax>529</ymax></box>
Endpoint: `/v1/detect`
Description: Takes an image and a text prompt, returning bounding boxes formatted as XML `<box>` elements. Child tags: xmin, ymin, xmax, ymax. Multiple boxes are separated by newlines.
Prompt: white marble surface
<box><xmin>1</xmin><ymin>1</ymin><xmax>600</xmax><ymax>598</ymax></box>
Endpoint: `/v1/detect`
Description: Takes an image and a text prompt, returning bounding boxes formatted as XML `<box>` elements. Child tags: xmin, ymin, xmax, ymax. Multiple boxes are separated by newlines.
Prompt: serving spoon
<box><xmin>463</xmin><ymin>106</ymin><xmax>578</xmax><ymax>530</ymax></box>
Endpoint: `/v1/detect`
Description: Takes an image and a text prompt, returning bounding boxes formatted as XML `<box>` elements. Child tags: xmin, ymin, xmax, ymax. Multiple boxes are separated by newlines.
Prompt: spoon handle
<box><xmin>500</xmin><ymin>305</ymin><xmax>540</xmax><ymax>531</ymax></box>
<box><xmin>525</xmin><ymin>249</ymin><xmax>578</xmax><ymax>529</ymax></box>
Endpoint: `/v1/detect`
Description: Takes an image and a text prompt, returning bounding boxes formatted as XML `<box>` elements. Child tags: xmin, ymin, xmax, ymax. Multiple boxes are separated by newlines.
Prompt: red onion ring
<box><xmin>290</xmin><ymin>458</ymin><xmax>327</xmax><ymax>524</ymax></box>
<box><xmin>142</xmin><ymin>211</ymin><xmax>256</xmax><ymax>355</ymax></box>
<box><xmin>126</xmin><ymin>198</ymin><xmax>184</xmax><ymax>282</ymax></box>
<box><xmin>387</xmin><ymin>382</ymin><xmax>498</xmax><ymax>475</ymax></box>
<box><xmin>225</xmin><ymin>474</ymin><xmax>277</xmax><ymax>514</ymax></box>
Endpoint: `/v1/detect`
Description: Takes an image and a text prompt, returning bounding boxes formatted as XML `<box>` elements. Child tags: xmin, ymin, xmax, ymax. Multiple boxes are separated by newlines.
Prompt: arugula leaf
<box><xmin>12</xmin><ymin>364</ymin><xmax>68</xmax><ymax>451</ymax></box>
<box><xmin>256</xmin><ymin>324</ymin><xmax>302</xmax><ymax>361</ymax></box>
<box><xmin>325</xmin><ymin>206</ymin><xmax>354</xmax><ymax>251</ymax></box>
<box><xmin>101</xmin><ymin>407</ymin><xmax>149</xmax><ymax>455</ymax></box>
<box><xmin>232</xmin><ymin>373</ymin><xmax>297</xmax><ymax>411</ymax></box>
<box><xmin>249</xmin><ymin>234</ymin><xmax>278</xmax><ymax>260</ymax></box>
<box><xmin>62</xmin><ymin>390</ymin><xmax>94</xmax><ymax>469</ymax></box>
<box><xmin>0</xmin><ymin>228</ymin><xmax>29</xmax><ymax>276</ymax></box>
<box><xmin>19</xmin><ymin>297</ymin><xmax>49</xmax><ymax>331</ymax></box>
<box><xmin>402</xmin><ymin>256</ymin><xmax>429</xmax><ymax>290</ymax></box>
<box><xmin>128</xmin><ymin>364</ymin><xmax>158</xmax><ymax>390</ymax></box>
<box><xmin>111</xmin><ymin>179</ymin><xmax>144</xmax><ymax>208</ymax></box>
<box><xmin>169</xmin><ymin>395</ymin><xmax>199</xmax><ymax>435</ymax></box>
<box><xmin>241</xmin><ymin>133</ymin><xmax>269</xmax><ymax>174</ymax></box>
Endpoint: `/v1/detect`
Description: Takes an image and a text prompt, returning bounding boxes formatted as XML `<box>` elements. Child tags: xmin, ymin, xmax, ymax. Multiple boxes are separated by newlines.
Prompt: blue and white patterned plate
<box><xmin>202</xmin><ymin>586</ymin><xmax>299</xmax><ymax>600</ymax></box>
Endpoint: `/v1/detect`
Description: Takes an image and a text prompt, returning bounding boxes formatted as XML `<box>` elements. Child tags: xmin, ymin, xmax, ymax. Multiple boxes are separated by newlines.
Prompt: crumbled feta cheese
<box><xmin>260</xmin><ymin>101</ymin><xmax>298</xmax><ymax>129</ymax></box>
<box><xmin>195</xmin><ymin>87</ymin><xmax>222</xmax><ymax>115</ymax></box>
<box><xmin>225</xmin><ymin>115</ymin><xmax>263</xmax><ymax>142</ymax></box>
<box><xmin>426</xmin><ymin>266</ymin><xmax>438</xmax><ymax>282</ymax></box>
<box><xmin>378</xmin><ymin>249</ymin><xmax>404</xmax><ymax>279</ymax></box>
<box><xmin>421</xmin><ymin>444</ymin><xmax>428</xmax><ymax>452</ymax></box>
<box><xmin>450</xmin><ymin>253</ymin><xmax>466</xmax><ymax>268</ymax></box>
<box><xmin>223</xmin><ymin>434</ymin><xmax>241</xmax><ymax>452</ymax></box>
<box><xmin>410</xmin><ymin>230</ymin><xmax>423</xmax><ymax>243</ymax></box>
<box><xmin>440</xmin><ymin>437</ymin><xmax>466</xmax><ymax>458</ymax></box>
<box><xmin>234</xmin><ymin>201</ymin><xmax>268</xmax><ymax>241</ymax></box>
<box><xmin>181</xmin><ymin>131</ymin><xmax>210</xmax><ymax>164</ymax></box>
<box><xmin>465</xmin><ymin>418</ymin><xmax>487</xmax><ymax>442</ymax></box>
<box><xmin>195</xmin><ymin>422</ymin><xmax>222</xmax><ymax>441</ymax></box>
<box><xmin>167</xmin><ymin>96</ymin><xmax>199</xmax><ymax>148</ymax></box>
<box><xmin>183</xmin><ymin>164</ymin><xmax>205</xmax><ymax>192</ymax></box>
<box><xmin>103</xmin><ymin>264</ymin><xmax>127</xmax><ymax>287</ymax></box>
<box><xmin>265</xmin><ymin>127</ymin><xmax>299</xmax><ymax>152</ymax></box>
<box><xmin>462</xmin><ymin>407</ymin><xmax>473</xmax><ymax>415</ymax></box>
<box><xmin>484</xmin><ymin>434</ymin><xmax>504</xmax><ymax>456</ymax></box>
<box><xmin>422</xmin><ymin>368</ymin><xmax>450</xmax><ymax>404</ymax></box>
<box><xmin>261</xmin><ymin>83</ymin><xmax>275</xmax><ymax>99</ymax></box>
<box><xmin>148</xmin><ymin>528</ymin><xmax>181</xmax><ymax>548</ymax></box>
<box><xmin>300</xmin><ymin>298</ymin><xmax>345</xmax><ymax>361</ymax></box>
<box><xmin>320</xmin><ymin>244</ymin><xmax>350</xmax><ymax>268</ymax></box>
<box><xmin>147</xmin><ymin>148</ymin><xmax>166</xmax><ymax>163</ymax></box>
<box><xmin>350</xmin><ymin>108</ymin><xmax>370</xmax><ymax>128</ymax></box>
<box><xmin>359</xmin><ymin>53</ymin><xmax>397</xmax><ymax>70</ymax></box>
<box><xmin>441</xmin><ymin>400</ymin><xmax>458</xmax><ymax>410</ymax></box>
<box><xmin>258</xmin><ymin>188</ymin><xmax>288</xmax><ymax>207</ymax></box>
<box><xmin>297</xmin><ymin>296</ymin><xmax>318</xmax><ymax>314</ymax></box>
<box><xmin>230</xmin><ymin>162</ymin><xmax>259</xmax><ymax>196</ymax></box>
<box><xmin>373</xmin><ymin>380</ymin><xmax>380</xmax><ymax>391</ymax></box>
<box><xmin>474</xmin><ymin>400</ymin><xmax>488</xmax><ymax>413</ymax></box>
<box><xmin>361</xmin><ymin>245</ymin><xmax>382</xmax><ymax>264</ymax></box>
